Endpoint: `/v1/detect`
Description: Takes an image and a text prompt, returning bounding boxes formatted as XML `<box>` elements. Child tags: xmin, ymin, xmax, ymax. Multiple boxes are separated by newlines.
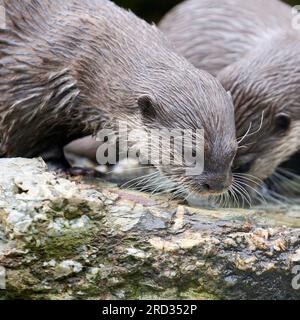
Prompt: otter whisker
<box><xmin>275</xmin><ymin>169</ymin><xmax>300</xmax><ymax>191</ymax></box>
<box><xmin>233</xmin><ymin>180</ymin><xmax>252</xmax><ymax>207</ymax></box>
<box><xmin>231</xmin><ymin>181</ymin><xmax>245</xmax><ymax>207</ymax></box>
<box><xmin>269</xmin><ymin>172</ymin><xmax>294</xmax><ymax>194</ymax></box>
<box><xmin>121</xmin><ymin>170</ymin><xmax>160</xmax><ymax>189</ymax></box>
<box><xmin>222</xmin><ymin>193</ymin><xmax>226</xmax><ymax>207</ymax></box>
<box><xmin>215</xmin><ymin>193</ymin><xmax>224</xmax><ymax>207</ymax></box>
<box><xmin>140</xmin><ymin>174</ymin><xmax>172</xmax><ymax>194</ymax></box>
<box><xmin>234</xmin><ymin>175</ymin><xmax>262</xmax><ymax>189</ymax></box>
<box><xmin>236</xmin><ymin>178</ymin><xmax>266</xmax><ymax>205</ymax></box>
<box><xmin>269</xmin><ymin>169</ymin><xmax>300</xmax><ymax>197</ymax></box>
<box><xmin>237</xmin><ymin>122</ymin><xmax>252</xmax><ymax>146</ymax></box>
<box><xmin>229</xmin><ymin>185</ymin><xmax>240</xmax><ymax>208</ymax></box>
<box><xmin>248</xmin><ymin>111</ymin><xmax>265</xmax><ymax>137</ymax></box>
<box><xmin>105</xmin><ymin>165</ymin><xmax>154</xmax><ymax>175</ymax></box>
<box><xmin>222</xmin><ymin>188</ymin><xmax>231</xmax><ymax>208</ymax></box>
<box><xmin>233</xmin><ymin>173</ymin><xmax>263</xmax><ymax>188</ymax></box>
<box><xmin>237</xmin><ymin>112</ymin><xmax>264</xmax><ymax>150</ymax></box>
<box><xmin>224</xmin><ymin>190</ymin><xmax>231</xmax><ymax>208</ymax></box>
<box><xmin>171</xmin><ymin>187</ymin><xmax>188</xmax><ymax>200</ymax></box>
<box><xmin>262</xmin><ymin>188</ymin><xmax>296</xmax><ymax>206</ymax></box>
<box><xmin>216</xmin><ymin>193</ymin><xmax>223</xmax><ymax>207</ymax></box>
<box><xmin>150</xmin><ymin>176</ymin><xmax>177</xmax><ymax>195</ymax></box>
<box><xmin>237</xmin><ymin>184</ymin><xmax>253</xmax><ymax>207</ymax></box>
<box><xmin>277</xmin><ymin>167</ymin><xmax>300</xmax><ymax>179</ymax></box>
<box><xmin>231</xmin><ymin>183</ymin><xmax>246</xmax><ymax>208</ymax></box>
<box><xmin>237</xmin><ymin>145</ymin><xmax>249</xmax><ymax>150</ymax></box>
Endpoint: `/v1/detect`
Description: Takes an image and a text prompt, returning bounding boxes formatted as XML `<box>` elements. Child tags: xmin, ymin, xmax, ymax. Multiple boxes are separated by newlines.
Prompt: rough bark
<box><xmin>0</xmin><ymin>158</ymin><xmax>299</xmax><ymax>300</ymax></box>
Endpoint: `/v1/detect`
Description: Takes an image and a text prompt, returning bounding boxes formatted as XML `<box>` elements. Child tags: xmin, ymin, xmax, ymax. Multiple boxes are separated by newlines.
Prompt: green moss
<box><xmin>31</xmin><ymin>230</ymin><xmax>95</xmax><ymax>260</ymax></box>
<box><xmin>179</xmin><ymin>288</ymin><xmax>219</xmax><ymax>300</ymax></box>
<box><xmin>3</xmin><ymin>269</ymin><xmax>45</xmax><ymax>299</ymax></box>
<box><xmin>49</xmin><ymin>199</ymin><xmax>95</xmax><ymax>220</ymax></box>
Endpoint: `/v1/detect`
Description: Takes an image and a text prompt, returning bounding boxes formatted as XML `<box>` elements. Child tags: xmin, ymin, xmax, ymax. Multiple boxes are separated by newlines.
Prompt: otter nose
<box><xmin>203</xmin><ymin>174</ymin><xmax>232</xmax><ymax>193</ymax></box>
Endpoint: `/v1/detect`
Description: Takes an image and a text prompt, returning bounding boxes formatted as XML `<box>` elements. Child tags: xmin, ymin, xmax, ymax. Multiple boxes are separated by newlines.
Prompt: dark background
<box><xmin>114</xmin><ymin>0</ymin><xmax>299</xmax><ymax>22</ymax></box>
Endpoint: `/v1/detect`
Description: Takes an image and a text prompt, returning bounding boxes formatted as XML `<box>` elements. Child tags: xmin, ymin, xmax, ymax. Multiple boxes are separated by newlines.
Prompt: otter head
<box><xmin>134</xmin><ymin>67</ymin><xmax>237</xmax><ymax>197</ymax></box>
<box><xmin>217</xmin><ymin>34</ymin><xmax>300</xmax><ymax>193</ymax></box>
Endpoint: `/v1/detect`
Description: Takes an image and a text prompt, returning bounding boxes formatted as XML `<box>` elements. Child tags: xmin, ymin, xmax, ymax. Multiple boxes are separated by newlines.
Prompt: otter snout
<box><xmin>193</xmin><ymin>171</ymin><xmax>233</xmax><ymax>194</ymax></box>
<box><xmin>204</xmin><ymin>178</ymin><xmax>231</xmax><ymax>193</ymax></box>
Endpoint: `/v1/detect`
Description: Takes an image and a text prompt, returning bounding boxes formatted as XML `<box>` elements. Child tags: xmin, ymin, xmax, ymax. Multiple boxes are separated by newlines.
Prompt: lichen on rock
<box><xmin>0</xmin><ymin>158</ymin><xmax>300</xmax><ymax>300</ymax></box>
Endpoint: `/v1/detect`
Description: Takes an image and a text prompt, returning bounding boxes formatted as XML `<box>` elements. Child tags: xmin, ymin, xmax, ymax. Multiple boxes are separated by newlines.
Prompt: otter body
<box><xmin>0</xmin><ymin>0</ymin><xmax>237</xmax><ymax>195</ymax></box>
<box><xmin>160</xmin><ymin>0</ymin><xmax>300</xmax><ymax>189</ymax></box>
<box><xmin>160</xmin><ymin>0</ymin><xmax>292</xmax><ymax>77</ymax></box>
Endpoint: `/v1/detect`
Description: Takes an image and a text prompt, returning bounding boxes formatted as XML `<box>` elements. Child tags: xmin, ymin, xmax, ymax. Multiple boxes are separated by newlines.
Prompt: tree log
<box><xmin>0</xmin><ymin>158</ymin><xmax>299</xmax><ymax>300</ymax></box>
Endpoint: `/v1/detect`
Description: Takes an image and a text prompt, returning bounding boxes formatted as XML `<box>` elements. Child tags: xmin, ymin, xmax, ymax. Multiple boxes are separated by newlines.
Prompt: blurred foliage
<box><xmin>114</xmin><ymin>0</ymin><xmax>300</xmax><ymax>22</ymax></box>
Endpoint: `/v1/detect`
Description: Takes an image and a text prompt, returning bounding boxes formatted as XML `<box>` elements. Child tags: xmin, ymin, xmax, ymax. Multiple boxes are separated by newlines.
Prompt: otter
<box><xmin>0</xmin><ymin>0</ymin><xmax>237</xmax><ymax>197</ymax></box>
<box><xmin>160</xmin><ymin>0</ymin><xmax>300</xmax><ymax>196</ymax></box>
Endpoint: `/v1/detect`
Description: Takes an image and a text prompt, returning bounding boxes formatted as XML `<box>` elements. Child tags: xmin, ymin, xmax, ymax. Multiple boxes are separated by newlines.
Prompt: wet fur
<box><xmin>160</xmin><ymin>0</ymin><xmax>300</xmax><ymax>185</ymax></box>
<box><xmin>0</xmin><ymin>0</ymin><xmax>236</xmax><ymax>194</ymax></box>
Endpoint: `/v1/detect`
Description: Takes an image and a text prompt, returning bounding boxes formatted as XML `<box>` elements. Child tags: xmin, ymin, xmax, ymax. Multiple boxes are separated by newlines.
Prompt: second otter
<box><xmin>160</xmin><ymin>0</ymin><xmax>300</xmax><ymax>193</ymax></box>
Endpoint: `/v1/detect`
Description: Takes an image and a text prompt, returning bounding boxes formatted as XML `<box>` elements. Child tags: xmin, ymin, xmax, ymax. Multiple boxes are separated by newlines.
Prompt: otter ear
<box><xmin>138</xmin><ymin>95</ymin><xmax>157</xmax><ymax>121</ymax></box>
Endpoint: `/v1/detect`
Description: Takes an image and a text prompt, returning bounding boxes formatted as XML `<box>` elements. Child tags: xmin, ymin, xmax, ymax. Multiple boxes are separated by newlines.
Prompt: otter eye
<box><xmin>275</xmin><ymin>113</ymin><xmax>291</xmax><ymax>132</ymax></box>
<box><xmin>234</xmin><ymin>161</ymin><xmax>252</xmax><ymax>174</ymax></box>
<box><xmin>138</xmin><ymin>95</ymin><xmax>157</xmax><ymax>121</ymax></box>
